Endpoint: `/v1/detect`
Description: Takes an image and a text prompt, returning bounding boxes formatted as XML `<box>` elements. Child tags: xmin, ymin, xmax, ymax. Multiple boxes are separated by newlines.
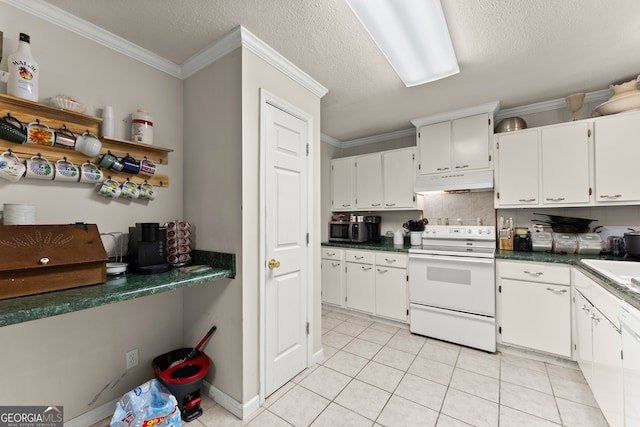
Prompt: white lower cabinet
<box><xmin>497</xmin><ymin>261</ymin><xmax>572</xmax><ymax>357</ymax></box>
<box><xmin>321</xmin><ymin>248</ymin><xmax>345</xmax><ymax>307</ymax></box>
<box><xmin>573</xmin><ymin>269</ymin><xmax>623</xmax><ymax>427</ymax></box>
<box><xmin>340</xmin><ymin>249</ymin><xmax>408</xmax><ymax>322</ymax></box>
<box><xmin>346</xmin><ymin>250</ymin><xmax>375</xmax><ymax>314</ymax></box>
<box><xmin>374</xmin><ymin>253</ymin><xmax>408</xmax><ymax>322</ymax></box>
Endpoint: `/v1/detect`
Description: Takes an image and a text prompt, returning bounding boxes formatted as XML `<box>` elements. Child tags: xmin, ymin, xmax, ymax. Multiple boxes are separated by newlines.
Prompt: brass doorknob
<box><xmin>268</xmin><ymin>259</ymin><xmax>281</xmax><ymax>269</ymax></box>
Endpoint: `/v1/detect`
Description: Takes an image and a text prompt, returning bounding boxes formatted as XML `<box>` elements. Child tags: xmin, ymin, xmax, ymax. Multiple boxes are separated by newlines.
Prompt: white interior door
<box><xmin>264</xmin><ymin>100</ymin><xmax>309</xmax><ymax>396</ymax></box>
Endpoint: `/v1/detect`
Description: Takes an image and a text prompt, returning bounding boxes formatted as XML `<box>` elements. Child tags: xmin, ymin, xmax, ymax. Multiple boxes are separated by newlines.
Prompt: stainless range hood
<box><xmin>414</xmin><ymin>169</ymin><xmax>494</xmax><ymax>193</ymax></box>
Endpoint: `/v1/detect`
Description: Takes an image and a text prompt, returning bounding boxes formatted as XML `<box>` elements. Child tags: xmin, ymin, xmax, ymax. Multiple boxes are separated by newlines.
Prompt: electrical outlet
<box><xmin>126</xmin><ymin>348</ymin><xmax>138</xmax><ymax>370</ymax></box>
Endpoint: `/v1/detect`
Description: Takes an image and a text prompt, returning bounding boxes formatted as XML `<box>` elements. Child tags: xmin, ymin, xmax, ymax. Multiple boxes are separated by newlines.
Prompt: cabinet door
<box><xmin>452</xmin><ymin>114</ymin><xmax>490</xmax><ymax>171</ymax></box>
<box><xmin>541</xmin><ymin>122</ymin><xmax>591</xmax><ymax>204</ymax></box>
<box><xmin>496</xmin><ymin>129</ymin><xmax>539</xmax><ymax>206</ymax></box>
<box><xmin>594</xmin><ymin>111</ymin><xmax>640</xmax><ymax>202</ymax></box>
<box><xmin>591</xmin><ymin>308</ymin><xmax>624</xmax><ymax>427</ymax></box>
<box><xmin>346</xmin><ymin>261</ymin><xmax>375</xmax><ymax>313</ymax></box>
<box><xmin>375</xmin><ymin>266</ymin><xmax>407</xmax><ymax>322</ymax></box>
<box><xmin>383</xmin><ymin>147</ymin><xmax>416</xmax><ymax>209</ymax></box>
<box><xmin>418</xmin><ymin>121</ymin><xmax>451</xmax><ymax>175</ymax></box>
<box><xmin>321</xmin><ymin>258</ymin><xmax>344</xmax><ymax>307</ymax></box>
<box><xmin>500</xmin><ymin>279</ymin><xmax>571</xmax><ymax>357</ymax></box>
<box><xmin>331</xmin><ymin>157</ymin><xmax>355</xmax><ymax>211</ymax></box>
<box><xmin>574</xmin><ymin>291</ymin><xmax>594</xmax><ymax>382</ymax></box>
<box><xmin>355</xmin><ymin>153</ymin><xmax>383</xmax><ymax>209</ymax></box>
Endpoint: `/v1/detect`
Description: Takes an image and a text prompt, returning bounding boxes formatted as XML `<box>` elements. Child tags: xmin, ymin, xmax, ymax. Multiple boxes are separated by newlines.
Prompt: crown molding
<box><xmin>495</xmin><ymin>89</ymin><xmax>611</xmax><ymax>121</ymax></box>
<box><xmin>321</xmin><ymin>133</ymin><xmax>343</xmax><ymax>147</ymax></box>
<box><xmin>180</xmin><ymin>27</ymin><xmax>242</xmax><ymax>79</ymax></box>
<box><xmin>340</xmin><ymin>128</ymin><xmax>415</xmax><ymax>148</ymax></box>
<box><xmin>411</xmin><ymin>101</ymin><xmax>500</xmax><ymax>128</ymax></box>
<box><xmin>1</xmin><ymin>0</ymin><xmax>183</xmax><ymax>78</ymax></box>
<box><xmin>238</xmin><ymin>27</ymin><xmax>328</xmax><ymax>98</ymax></box>
<box><xmin>2</xmin><ymin>1</ymin><xmax>329</xmax><ymax>99</ymax></box>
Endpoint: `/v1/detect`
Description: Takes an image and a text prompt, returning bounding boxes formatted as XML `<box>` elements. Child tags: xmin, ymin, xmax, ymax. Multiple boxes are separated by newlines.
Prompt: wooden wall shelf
<box><xmin>0</xmin><ymin>94</ymin><xmax>171</xmax><ymax>188</ymax></box>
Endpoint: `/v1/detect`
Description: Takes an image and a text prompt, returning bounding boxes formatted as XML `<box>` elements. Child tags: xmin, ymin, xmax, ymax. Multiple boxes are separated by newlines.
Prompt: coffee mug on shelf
<box><xmin>122</xmin><ymin>154</ymin><xmax>141</xmax><ymax>175</ymax></box>
<box><xmin>53</xmin><ymin>125</ymin><xmax>76</xmax><ymax>150</ymax></box>
<box><xmin>0</xmin><ymin>113</ymin><xmax>27</xmax><ymax>144</ymax></box>
<box><xmin>75</xmin><ymin>131</ymin><xmax>102</xmax><ymax>157</ymax></box>
<box><xmin>0</xmin><ymin>150</ymin><xmax>26</xmax><ymax>182</ymax></box>
<box><xmin>26</xmin><ymin>120</ymin><xmax>55</xmax><ymax>146</ymax></box>
<box><xmin>120</xmin><ymin>180</ymin><xmax>140</xmax><ymax>199</ymax></box>
<box><xmin>79</xmin><ymin>161</ymin><xmax>104</xmax><ymax>184</ymax></box>
<box><xmin>99</xmin><ymin>151</ymin><xmax>124</xmax><ymax>172</ymax></box>
<box><xmin>138</xmin><ymin>181</ymin><xmax>156</xmax><ymax>200</ymax></box>
<box><xmin>25</xmin><ymin>154</ymin><xmax>54</xmax><ymax>180</ymax></box>
<box><xmin>139</xmin><ymin>158</ymin><xmax>156</xmax><ymax>176</ymax></box>
<box><xmin>97</xmin><ymin>178</ymin><xmax>122</xmax><ymax>198</ymax></box>
<box><xmin>53</xmin><ymin>158</ymin><xmax>80</xmax><ymax>182</ymax></box>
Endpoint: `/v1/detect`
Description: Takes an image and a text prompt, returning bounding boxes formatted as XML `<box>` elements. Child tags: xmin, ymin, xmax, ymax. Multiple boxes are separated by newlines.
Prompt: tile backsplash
<box><xmin>422</xmin><ymin>191</ymin><xmax>495</xmax><ymax>226</ymax></box>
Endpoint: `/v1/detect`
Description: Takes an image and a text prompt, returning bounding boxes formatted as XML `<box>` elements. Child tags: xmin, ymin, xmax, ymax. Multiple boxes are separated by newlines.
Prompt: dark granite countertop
<box><xmin>0</xmin><ymin>250</ymin><xmax>235</xmax><ymax>328</ymax></box>
<box><xmin>321</xmin><ymin>240</ymin><xmax>413</xmax><ymax>253</ymax></box>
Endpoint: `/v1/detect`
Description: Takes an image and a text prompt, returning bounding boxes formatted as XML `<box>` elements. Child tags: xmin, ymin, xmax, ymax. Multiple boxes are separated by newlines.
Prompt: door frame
<box><xmin>258</xmin><ymin>88</ymin><xmax>315</xmax><ymax>404</ymax></box>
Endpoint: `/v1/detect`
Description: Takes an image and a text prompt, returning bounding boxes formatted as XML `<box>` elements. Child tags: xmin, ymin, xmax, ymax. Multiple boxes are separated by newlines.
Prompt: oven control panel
<box><xmin>423</xmin><ymin>225</ymin><xmax>495</xmax><ymax>240</ymax></box>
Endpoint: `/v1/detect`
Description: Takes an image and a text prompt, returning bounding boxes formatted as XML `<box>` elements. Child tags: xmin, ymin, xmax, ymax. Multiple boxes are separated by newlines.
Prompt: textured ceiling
<box><xmin>42</xmin><ymin>0</ymin><xmax>640</xmax><ymax>142</ymax></box>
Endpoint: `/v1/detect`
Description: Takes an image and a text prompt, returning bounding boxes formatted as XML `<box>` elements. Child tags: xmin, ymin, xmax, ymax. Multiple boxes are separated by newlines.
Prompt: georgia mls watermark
<box><xmin>0</xmin><ymin>406</ymin><xmax>63</xmax><ymax>427</ymax></box>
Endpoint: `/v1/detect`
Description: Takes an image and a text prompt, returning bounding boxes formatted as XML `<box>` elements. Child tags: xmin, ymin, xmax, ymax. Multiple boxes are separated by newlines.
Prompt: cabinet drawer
<box><xmin>346</xmin><ymin>250</ymin><xmax>374</xmax><ymax>264</ymax></box>
<box><xmin>591</xmin><ymin>283</ymin><xmax>622</xmax><ymax>328</ymax></box>
<box><xmin>375</xmin><ymin>252</ymin><xmax>407</xmax><ymax>268</ymax></box>
<box><xmin>498</xmin><ymin>261</ymin><xmax>570</xmax><ymax>285</ymax></box>
<box><xmin>321</xmin><ymin>247</ymin><xmax>344</xmax><ymax>260</ymax></box>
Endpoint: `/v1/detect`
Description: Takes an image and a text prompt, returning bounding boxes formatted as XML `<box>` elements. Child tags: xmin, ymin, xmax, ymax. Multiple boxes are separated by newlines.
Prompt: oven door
<box><xmin>408</xmin><ymin>252</ymin><xmax>495</xmax><ymax>316</ymax></box>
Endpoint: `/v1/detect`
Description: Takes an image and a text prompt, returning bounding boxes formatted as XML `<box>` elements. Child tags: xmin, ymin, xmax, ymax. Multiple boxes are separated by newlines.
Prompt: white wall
<box><xmin>183</xmin><ymin>48</ymin><xmax>244</xmax><ymax>402</ymax></box>
<box><xmin>182</xmin><ymin>44</ymin><xmax>323</xmax><ymax>408</ymax></box>
<box><xmin>0</xmin><ymin>3</ymin><xmax>185</xmax><ymax>421</ymax></box>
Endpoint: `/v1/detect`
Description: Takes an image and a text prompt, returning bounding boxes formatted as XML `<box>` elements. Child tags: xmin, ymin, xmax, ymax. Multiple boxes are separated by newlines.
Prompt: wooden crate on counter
<box><xmin>0</xmin><ymin>224</ymin><xmax>108</xmax><ymax>299</ymax></box>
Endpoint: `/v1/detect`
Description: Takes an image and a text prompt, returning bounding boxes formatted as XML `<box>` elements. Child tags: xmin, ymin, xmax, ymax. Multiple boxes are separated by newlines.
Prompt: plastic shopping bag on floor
<box><xmin>110</xmin><ymin>378</ymin><xmax>181</xmax><ymax>427</ymax></box>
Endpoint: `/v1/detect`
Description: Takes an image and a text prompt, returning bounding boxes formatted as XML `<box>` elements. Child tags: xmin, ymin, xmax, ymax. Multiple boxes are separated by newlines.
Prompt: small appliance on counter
<box><xmin>531</xmin><ymin>231</ymin><xmax>553</xmax><ymax>252</ymax></box>
<box><xmin>328</xmin><ymin>215</ymin><xmax>368</xmax><ymax>243</ymax></box>
<box><xmin>576</xmin><ymin>233</ymin><xmax>603</xmax><ymax>255</ymax></box>
<box><xmin>514</xmin><ymin>229</ymin><xmax>532</xmax><ymax>252</ymax></box>
<box><xmin>128</xmin><ymin>222</ymin><xmax>170</xmax><ymax>274</ymax></box>
<box><xmin>365</xmin><ymin>215</ymin><xmax>381</xmax><ymax>243</ymax></box>
<box><xmin>553</xmin><ymin>233</ymin><xmax>577</xmax><ymax>254</ymax></box>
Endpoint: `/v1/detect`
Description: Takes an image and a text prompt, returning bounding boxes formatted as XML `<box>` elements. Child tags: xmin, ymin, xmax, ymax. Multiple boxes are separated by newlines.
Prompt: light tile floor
<box><xmin>93</xmin><ymin>307</ymin><xmax>609</xmax><ymax>427</ymax></box>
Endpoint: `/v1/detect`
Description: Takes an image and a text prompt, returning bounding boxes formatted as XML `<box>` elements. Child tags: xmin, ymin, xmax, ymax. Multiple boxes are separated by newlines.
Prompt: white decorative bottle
<box><xmin>7</xmin><ymin>33</ymin><xmax>39</xmax><ymax>102</ymax></box>
<box><xmin>102</xmin><ymin>106</ymin><xmax>114</xmax><ymax>137</ymax></box>
<box><xmin>131</xmin><ymin>109</ymin><xmax>153</xmax><ymax>144</ymax></box>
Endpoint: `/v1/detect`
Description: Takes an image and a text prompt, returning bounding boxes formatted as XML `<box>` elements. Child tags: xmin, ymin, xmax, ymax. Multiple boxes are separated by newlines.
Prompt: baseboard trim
<box><xmin>312</xmin><ymin>348</ymin><xmax>325</xmax><ymax>365</ymax></box>
<box><xmin>64</xmin><ymin>397</ymin><xmax>117</xmax><ymax>427</ymax></box>
<box><xmin>202</xmin><ymin>380</ymin><xmax>260</xmax><ymax>420</ymax></box>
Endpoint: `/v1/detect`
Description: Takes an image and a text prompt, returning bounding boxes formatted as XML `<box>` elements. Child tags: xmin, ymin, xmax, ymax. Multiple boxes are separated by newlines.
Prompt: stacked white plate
<box><xmin>2</xmin><ymin>204</ymin><xmax>36</xmax><ymax>225</ymax></box>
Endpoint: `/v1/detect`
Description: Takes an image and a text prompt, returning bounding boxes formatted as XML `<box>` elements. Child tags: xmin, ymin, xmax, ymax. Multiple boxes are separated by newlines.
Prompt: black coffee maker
<box><xmin>128</xmin><ymin>222</ymin><xmax>171</xmax><ymax>274</ymax></box>
<box><xmin>365</xmin><ymin>216</ymin><xmax>381</xmax><ymax>243</ymax></box>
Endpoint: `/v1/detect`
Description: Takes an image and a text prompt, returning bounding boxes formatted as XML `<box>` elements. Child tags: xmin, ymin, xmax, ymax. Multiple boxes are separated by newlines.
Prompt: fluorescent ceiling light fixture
<box><xmin>346</xmin><ymin>0</ymin><xmax>459</xmax><ymax>87</ymax></box>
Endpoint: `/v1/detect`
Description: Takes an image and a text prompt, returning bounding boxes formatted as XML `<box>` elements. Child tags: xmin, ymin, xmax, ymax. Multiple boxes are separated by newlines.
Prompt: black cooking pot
<box><xmin>624</xmin><ymin>232</ymin><xmax>640</xmax><ymax>258</ymax></box>
<box><xmin>533</xmin><ymin>213</ymin><xmax>597</xmax><ymax>226</ymax></box>
<box><xmin>532</xmin><ymin>220</ymin><xmax>590</xmax><ymax>234</ymax></box>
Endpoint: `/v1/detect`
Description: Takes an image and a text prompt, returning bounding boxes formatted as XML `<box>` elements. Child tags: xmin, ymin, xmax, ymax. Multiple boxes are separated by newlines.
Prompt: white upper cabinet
<box><xmin>541</xmin><ymin>121</ymin><xmax>591</xmax><ymax>205</ymax></box>
<box><xmin>382</xmin><ymin>147</ymin><xmax>416</xmax><ymax>209</ymax></box>
<box><xmin>496</xmin><ymin>129</ymin><xmax>539</xmax><ymax>206</ymax></box>
<box><xmin>418</xmin><ymin>113</ymin><xmax>491</xmax><ymax>175</ymax></box>
<box><xmin>495</xmin><ymin>120</ymin><xmax>592</xmax><ymax>207</ymax></box>
<box><xmin>355</xmin><ymin>153</ymin><xmax>384</xmax><ymax>209</ymax></box>
<box><xmin>594</xmin><ymin>110</ymin><xmax>640</xmax><ymax>203</ymax></box>
<box><xmin>330</xmin><ymin>157</ymin><xmax>356</xmax><ymax>211</ymax></box>
<box><xmin>418</xmin><ymin>121</ymin><xmax>451</xmax><ymax>174</ymax></box>
<box><xmin>330</xmin><ymin>147</ymin><xmax>419</xmax><ymax>212</ymax></box>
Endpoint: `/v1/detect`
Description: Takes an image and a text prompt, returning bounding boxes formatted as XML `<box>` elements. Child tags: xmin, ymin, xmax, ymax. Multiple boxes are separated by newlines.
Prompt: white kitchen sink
<box><xmin>581</xmin><ymin>259</ymin><xmax>640</xmax><ymax>290</ymax></box>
